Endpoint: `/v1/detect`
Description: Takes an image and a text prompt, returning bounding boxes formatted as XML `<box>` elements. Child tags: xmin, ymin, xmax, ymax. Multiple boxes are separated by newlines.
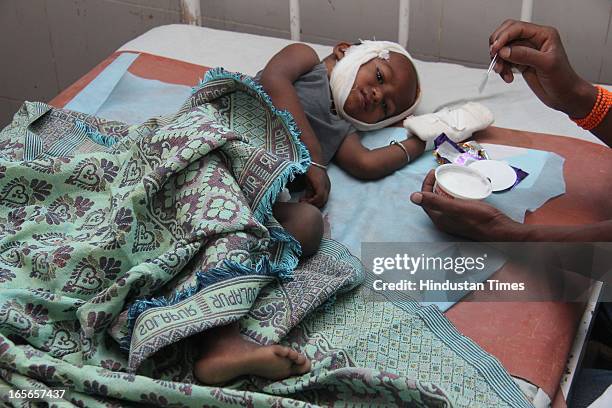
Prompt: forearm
<box><xmin>259</xmin><ymin>77</ymin><xmax>324</xmax><ymax>163</ymax></box>
<box><xmin>510</xmin><ymin>220</ymin><xmax>612</xmax><ymax>242</ymax></box>
<box><xmin>353</xmin><ymin>137</ymin><xmax>425</xmax><ymax>180</ymax></box>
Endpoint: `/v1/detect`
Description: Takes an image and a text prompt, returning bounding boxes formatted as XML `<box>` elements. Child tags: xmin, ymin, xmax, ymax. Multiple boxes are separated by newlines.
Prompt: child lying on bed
<box><xmin>263</xmin><ymin>40</ymin><xmax>424</xmax><ymax>206</ymax></box>
<box><xmin>193</xmin><ymin>40</ymin><xmax>423</xmax><ymax>385</ymax></box>
<box><xmin>265</xmin><ymin>40</ymin><xmax>424</xmax><ymax>259</ymax></box>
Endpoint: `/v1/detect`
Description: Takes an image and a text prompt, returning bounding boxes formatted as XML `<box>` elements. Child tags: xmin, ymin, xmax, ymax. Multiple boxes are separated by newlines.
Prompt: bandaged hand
<box><xmin>489</xmin><ymin>20</ymin><xmax>597</xmax><ymax>119</ymax></box>
<box><xmin>403</xmin><ymin>102</ymin><xmax>494</xmax><ymax>150</ymax></box>
<box><xmin>300</xmin><ymin>166</ymin><xmax>330</xmax><ymax>208</ymax></box>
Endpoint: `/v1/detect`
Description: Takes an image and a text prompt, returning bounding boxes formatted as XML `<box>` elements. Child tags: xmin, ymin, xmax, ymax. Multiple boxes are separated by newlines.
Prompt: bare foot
<box><xmin>193</xmin><ymin>324</ymin><xmax>311</xmax><ymax>385</ymax></box>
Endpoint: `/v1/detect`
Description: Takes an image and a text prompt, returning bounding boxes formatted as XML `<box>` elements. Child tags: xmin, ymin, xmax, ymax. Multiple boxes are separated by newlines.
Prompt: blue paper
<box><xmin>65</xmin><ymin>52</ymin><xmax>139</xmax><ymax>115</ymax></box>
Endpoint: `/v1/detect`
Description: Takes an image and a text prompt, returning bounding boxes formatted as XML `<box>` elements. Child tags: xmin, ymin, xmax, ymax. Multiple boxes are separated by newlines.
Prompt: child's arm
<box><xmin>258</xmin><ymin>44</ymin><xmax>330</xmax><ymax>207</ymax></box>
<box><xmin>334</xmin><ymin>133</ymin><xmax>425</xmax><ymax>180</ymax></box>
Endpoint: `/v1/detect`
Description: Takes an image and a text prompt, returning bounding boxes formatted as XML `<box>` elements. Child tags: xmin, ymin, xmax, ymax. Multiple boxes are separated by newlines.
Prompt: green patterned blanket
<box><xmin>0</xmin><ymin>69</ymin><xmax>531</xmax><ymax>407</ymax></box>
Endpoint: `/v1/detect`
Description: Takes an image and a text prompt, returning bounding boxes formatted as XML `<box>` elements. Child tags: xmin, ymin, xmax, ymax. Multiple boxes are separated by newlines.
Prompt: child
<box><xmin>261</xmin><ymin>40</ymin><xmax>424</xmax><ymax>206</ymax></box>
<box><xmin>264</xmin><ymin>40</ymin><xmax>424</xmax><ymax>259</ymax></box>
<box><xmin>193</xmin><ymin>40</ymin><xmax>423</xmax><ymax>385</ymax></box>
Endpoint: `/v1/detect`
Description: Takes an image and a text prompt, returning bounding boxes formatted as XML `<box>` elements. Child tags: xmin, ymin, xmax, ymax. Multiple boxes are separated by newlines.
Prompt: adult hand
<box><xmin>489</xmin><ymin>20</ymin><xmax>596</xmax><ymax>118</ymax></box>
<box><xmin>300</xmin><ymin>165</ymin><xmax>330</xmax><ymax>208</ymax></box>
<box><xmin>410</xmin><ymin>170</ymin><xmax>525</xmax><ymax>241</ymax></box>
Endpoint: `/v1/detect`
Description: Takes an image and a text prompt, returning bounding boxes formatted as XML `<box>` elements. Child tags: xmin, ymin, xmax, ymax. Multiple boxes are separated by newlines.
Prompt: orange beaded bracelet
<box><xmin>572</xmin><ymin>85</ymin><xmax>611</xmax><ymax>131</ymax></box>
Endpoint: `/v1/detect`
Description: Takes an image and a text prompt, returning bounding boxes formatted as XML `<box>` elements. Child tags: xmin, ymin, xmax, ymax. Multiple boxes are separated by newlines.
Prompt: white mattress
<box><xmin>119</xmin><ymin>24</ymin><xmax>607</xmax><ymax>145</ymax></box>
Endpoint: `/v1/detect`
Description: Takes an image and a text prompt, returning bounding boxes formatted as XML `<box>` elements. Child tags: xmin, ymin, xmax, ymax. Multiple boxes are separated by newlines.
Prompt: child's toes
<box><xmin>293</xmin><ymin>358</ymin><xmax>311</xmax><ymax>375</ymax></box>
<box><xmin>287</xmin><ymin>349</ymin><xmax>300</xmax><ymax>361</ymax></box>
<box><xmin>294</xmin><ymin>353</ymin><xmax>307</xmax><ymax>365</ymax></box>
<box><xmin>272</xmin><ymin>345</ymin><xmax>290</xmax><ymax>358</ymax></box>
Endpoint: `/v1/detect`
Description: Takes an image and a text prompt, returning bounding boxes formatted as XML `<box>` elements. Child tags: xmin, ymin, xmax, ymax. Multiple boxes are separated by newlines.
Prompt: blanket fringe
<box><xmin>268</xmin><ymin>226</ymin><xmax>301</xmax><ymax>279</ymax></box>
<box><xmin>75</xmin><ymin>120</ymin><xmax>118</xmax><ymax>147</ymax></box>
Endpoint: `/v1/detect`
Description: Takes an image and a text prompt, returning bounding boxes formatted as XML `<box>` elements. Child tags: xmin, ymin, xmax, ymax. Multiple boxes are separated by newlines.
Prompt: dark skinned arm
<box><xmin>258</xmin><ymin>43</ymin><xmax>330</xmax><ymax>207</ymax></box>
<box><xmin>334</xmin><ymin>132</ymin><xmax>425</xmax><ymax>180</ymax></box>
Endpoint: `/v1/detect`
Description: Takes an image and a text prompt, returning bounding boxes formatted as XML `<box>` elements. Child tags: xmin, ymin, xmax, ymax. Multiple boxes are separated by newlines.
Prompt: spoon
<box><xmin>478</xmin><ymin>53</ymin><xmax>498</xmax><ymax>94</ymax></box>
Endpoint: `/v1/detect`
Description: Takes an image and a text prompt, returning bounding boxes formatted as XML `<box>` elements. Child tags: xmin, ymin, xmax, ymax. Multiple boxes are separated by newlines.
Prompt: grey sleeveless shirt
<box><xmin>255</xmin><ymin>62</ymin><xmax>355</xmax><ymax>165</ymax></box>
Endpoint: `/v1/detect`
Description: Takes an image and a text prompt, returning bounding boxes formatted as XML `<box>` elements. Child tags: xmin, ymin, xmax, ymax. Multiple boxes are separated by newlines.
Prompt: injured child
<box><xmin>263</xmin><ymin>40</ymin><xmax>427</xmax><ymax>253</ymax></box>
<box><xmin>194</xmin><ymin>40</ymin><xmax>427</xmax><ymax>385</ymax></box>
<box><xmin>260</xmin><ymin>39</ymin><xmax>491</xmax><ymax>259</ymax></box>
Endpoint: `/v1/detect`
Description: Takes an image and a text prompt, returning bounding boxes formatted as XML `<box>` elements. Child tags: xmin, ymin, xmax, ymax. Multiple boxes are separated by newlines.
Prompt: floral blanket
<box><xmin>0</xmin><ymin>70</ymin><xmax>530</xmax><ymax>407</ymax></box>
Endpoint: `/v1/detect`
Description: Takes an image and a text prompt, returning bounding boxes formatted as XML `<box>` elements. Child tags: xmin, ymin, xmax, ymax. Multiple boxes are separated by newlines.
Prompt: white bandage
<box><xmin>329</xmin><ymin>40</ymin><xmax>421</xmax><ymax>131</ymax></box>
<box><xmin>403</xmin><ymin>102</ymin><xmax>494</xmax><ymax>150</ymax></box>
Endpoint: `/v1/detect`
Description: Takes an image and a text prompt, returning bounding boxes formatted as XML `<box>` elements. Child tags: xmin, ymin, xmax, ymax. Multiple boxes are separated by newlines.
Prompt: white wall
<box><xmin>0</xmin><ymin>0</ymin><xmax>182</xmax><ymax>127</ymax></box>
<box><xmin>201</xmin><ymin>0</ymin><xmax>612</xmax><ymax>78</ymax></box>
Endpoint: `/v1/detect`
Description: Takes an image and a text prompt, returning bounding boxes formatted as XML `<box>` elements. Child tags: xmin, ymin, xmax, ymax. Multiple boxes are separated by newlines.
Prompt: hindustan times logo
<box><xmin>372</xmin><ymin>253</ymin><xmax>487</xmax><ymax>275</ymax></box>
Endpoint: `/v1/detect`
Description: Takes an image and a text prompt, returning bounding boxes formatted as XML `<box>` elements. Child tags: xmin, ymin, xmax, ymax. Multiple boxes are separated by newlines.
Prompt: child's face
<box><xmin>342</xmin><ymin>52</ymin><xmax>418</xmax><ymax>124</ymax></box>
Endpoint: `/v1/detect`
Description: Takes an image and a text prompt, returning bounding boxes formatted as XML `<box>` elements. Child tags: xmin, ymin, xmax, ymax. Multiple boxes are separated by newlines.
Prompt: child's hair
<box><xmin>330</xmin><ymin>40</ymin><xmax>421</xmax><ymax>131</ymax></box>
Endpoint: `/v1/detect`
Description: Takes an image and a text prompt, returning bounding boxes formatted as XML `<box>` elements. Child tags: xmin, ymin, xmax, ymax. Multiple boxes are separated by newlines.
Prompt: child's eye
<box><xmin>376</xmin><ymin>67</ymin><xmax>384</xmax><ymax>84</ymax></box>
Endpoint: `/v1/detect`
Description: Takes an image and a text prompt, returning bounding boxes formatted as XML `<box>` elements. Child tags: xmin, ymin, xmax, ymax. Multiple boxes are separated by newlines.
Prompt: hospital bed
<box><xmin>47</xmin><ymin>25</ymin><xmax>611</xmax><ymax>407</ymax></box>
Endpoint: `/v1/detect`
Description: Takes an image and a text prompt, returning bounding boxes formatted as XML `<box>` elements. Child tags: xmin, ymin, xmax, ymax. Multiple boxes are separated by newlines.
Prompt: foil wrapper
<box><xmin>461</xmin><ymin>141</ymin><xmax>489</xmax><ymax>160</ymax></box>
<box><xmin>432</xmin><ymin>134</ymin><xmax>528</xmax><ymax>190</ymax></box>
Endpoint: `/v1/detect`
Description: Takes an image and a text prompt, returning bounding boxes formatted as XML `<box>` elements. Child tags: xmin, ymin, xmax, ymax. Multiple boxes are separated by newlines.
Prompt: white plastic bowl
<box><xmin>433</xmin><ymin>164</ymin><xmax>492</xmax><ymax>200</ymax></box>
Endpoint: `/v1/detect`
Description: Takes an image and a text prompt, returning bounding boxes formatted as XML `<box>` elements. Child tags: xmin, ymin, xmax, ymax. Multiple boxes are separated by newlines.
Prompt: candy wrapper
<box><xmin>433</xmin><ymin>134</ymin><xmax>528</xmax><ymax>190</ymax></box>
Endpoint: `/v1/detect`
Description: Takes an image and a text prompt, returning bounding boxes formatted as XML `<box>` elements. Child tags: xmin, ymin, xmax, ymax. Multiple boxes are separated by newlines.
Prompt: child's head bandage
<box><xmin>330</xmin><ymin>40</ymin><xmax>421</xmax><ymax>131</ymax></box>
